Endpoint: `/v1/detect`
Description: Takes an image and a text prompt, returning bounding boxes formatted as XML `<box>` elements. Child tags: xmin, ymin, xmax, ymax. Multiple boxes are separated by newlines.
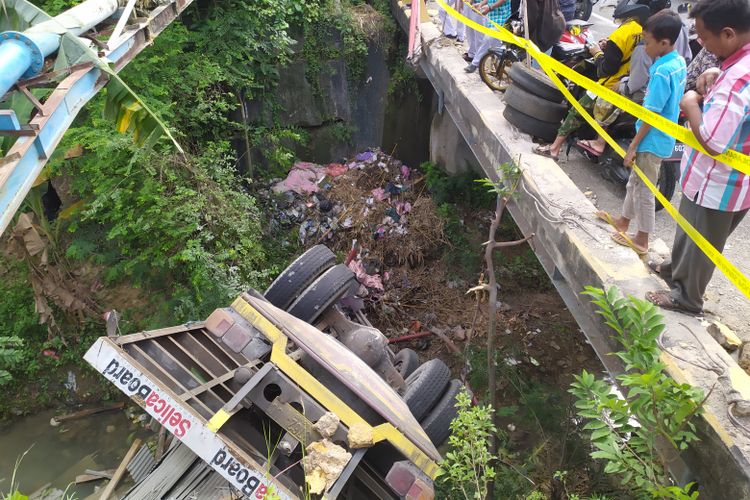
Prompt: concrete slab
<box><xmin>391</xmin><ymin>0</ymin><xmax>750</xmax><ymax>496</ymax></box>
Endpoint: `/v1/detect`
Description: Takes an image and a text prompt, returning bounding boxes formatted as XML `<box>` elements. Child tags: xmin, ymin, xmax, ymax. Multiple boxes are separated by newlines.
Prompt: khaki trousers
<box><xmin>622</xmin><ymin>152</ymin><xmax>661</xmax><ymax>234</ymax></box>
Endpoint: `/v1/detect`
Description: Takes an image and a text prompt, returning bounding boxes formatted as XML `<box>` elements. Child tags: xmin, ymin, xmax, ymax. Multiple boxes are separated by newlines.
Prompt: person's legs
<box><xmin>627</xmin><ymin>152</ymin><xmax>660</xmax><ymax>249</ymax></box>
<box><xmin>455</xmin><ymin>1</ymin><xmax>466</xmax><ymax>42</ymax></box>
<box><xmin>668</xmin><ymin>196</ymin><xmax>748</xmax><ymax>311</ymax></box>
<box><xmin>657</xmin><ymin>196</ymin><xmax>692</xmax><ymax>284</ymax></box>
<box><xmin>468</xmin><ymin>27</ymin><xmax>500</xmax><ymax>71</ymax></box>
<box><xmin>581</xmin><ymin>90</ymin><xmax>645</xmax><ymax>154</ymax></box>
<box><xmin>443</xmin><ymin>0</ymin><xmax>459</xmax><ymax>37</ymax></box>
<box><xmin>466</xmin><ymin>8</ymin><xmax>483</xmax><ymax>58</ymax></box>
<box><xmin>538</xmin><ymin>94</ymin><xmax>595</xmax><ymax>158</ymax></box>
<box><xmin>617</xmin><ymin>171</ymin><xmax>636</xmax><ymax>232</ymax></box>
<box><xmin>440</xmin><ymin>0</ymin><xmax>463</xmax><ymax>36</ymax></box>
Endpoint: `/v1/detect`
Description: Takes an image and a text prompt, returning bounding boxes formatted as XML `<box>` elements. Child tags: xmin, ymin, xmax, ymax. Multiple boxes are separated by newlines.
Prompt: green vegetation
<box><xmin>0</xmin><ymin>0</ymin><xmax>390</xmax><ymax>417</ymax></box>
<box><xmin>571</xmin><ymin>287</ymin><xmax>703</xmax><ymax>499</ymax></box>
<box><xmin>437</xmin><ymin>390</ymin><xmax>497</xmax><ymax>499</ymax></box>
<box><xmin>441</xmin><ymin>285</ymin><xmax>705</xmax><ymax>498</ymax></box>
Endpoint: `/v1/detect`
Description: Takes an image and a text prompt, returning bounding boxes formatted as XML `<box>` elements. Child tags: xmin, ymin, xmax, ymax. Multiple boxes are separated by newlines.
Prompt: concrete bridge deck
<box><xmin>391</xmin><ymin>0</ymin><xmax>750</xmax><ymax>496</ymax></box>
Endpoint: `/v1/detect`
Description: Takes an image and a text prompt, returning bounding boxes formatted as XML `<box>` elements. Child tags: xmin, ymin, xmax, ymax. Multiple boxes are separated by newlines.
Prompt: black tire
<box><xmin>504</xmin><ymin>84</ymin><xmax>568</xmax><ymax>124</ymax></box>
<box><xmin>503</xmin><ymin>105</ymin><xmax>559</xmax><ymax>143</ymax></box>
<box><xmin>403</xmin><ymin>359</ymin><xmax>451</xmax><ymax>421</ymax></box>
<box><xmin>575</xmin><ymin>0</ymin><xmax>593</xmax><ymax>21</ymax></box>
<box><xmin>507</xmin><ymin>62</ymin><xmax>564</xmax><ymax>103</ymax></box>
<box><xmin>656</xmin><ymin>161</ymin><xmax>679</xmax><ymax>213</ymax></box>
<box><xmin>479</xmin><ymin>50</ymin><xmax>515</xmax><ymax>92</ymax></box>
<box><xmin>420</xmin><ymin>379</ymin><xmax>466</xmax><ymax>447</ymax></box>
<box><xmin>287</xmin><ymin>264</ymin><xmax>357</xmax><ymax>324</ymax></box>
<box><xmin>394</xmin><ymin>348</ymin><xmax>419</xmax><ymax>379</ymax></box>
<box><xmin>264</xmin><ymin>245</ymin><xmax>336</xmax><ymax>311</ymax></box>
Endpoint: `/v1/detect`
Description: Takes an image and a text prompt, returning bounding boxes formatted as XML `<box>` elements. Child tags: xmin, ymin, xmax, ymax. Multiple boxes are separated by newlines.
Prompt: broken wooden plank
<box><xmin>100</xmin><ymin>438</ymin><xmax>142</xmax><ymax>500</ymax></box>
<box><xmin>75</xmin><ymin>469</ymin><xmax>115</xmax><ymax>484</ymax></box>
<box><xmin>51</xmin><ymin>402</ymin><xmax>125</xmax><ymax>425</ymax></box>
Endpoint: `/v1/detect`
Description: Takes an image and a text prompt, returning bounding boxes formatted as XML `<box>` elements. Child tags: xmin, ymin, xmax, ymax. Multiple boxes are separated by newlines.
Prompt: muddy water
<box><xmin>0</xmin><ymin>408</ymin><xmax>149</xmax><ymax>497</ymax></box>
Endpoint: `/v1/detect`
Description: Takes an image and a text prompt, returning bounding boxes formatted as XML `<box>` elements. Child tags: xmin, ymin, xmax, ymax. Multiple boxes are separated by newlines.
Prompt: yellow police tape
<box><xmin>435</xmin><ymin>0</ymin><xmax>750</xmax><ymax>301</ymax></box>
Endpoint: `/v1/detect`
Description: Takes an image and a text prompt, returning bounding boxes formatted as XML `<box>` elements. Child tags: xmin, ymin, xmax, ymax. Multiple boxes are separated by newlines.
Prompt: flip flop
<box><xmin>533</xmin><ymin>145</ymin><xmax>559</xmax><ymax>162</ymax></box>
<box><xmin>595</xmin><ymin>210</ymin><xmax>617</xmax><ymax>228</ymax></box>
<box><xmin>611</xmin><ymin>232</ymin><xmax>647</xmax><ymax>256</ymax></box>
<box><xmin>645</xmin><ymin>290</ymin><xmax>702</xmax><ymax>315</ymax></box>
<box><xmin>576</xmin><ymin>139</ymin><xmax>605</xmax><ymax>157</ymax></box>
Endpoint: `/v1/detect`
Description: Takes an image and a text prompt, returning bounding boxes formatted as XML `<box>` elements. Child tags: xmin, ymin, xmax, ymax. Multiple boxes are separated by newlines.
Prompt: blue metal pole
<box><xmin>0</xmin><ymin>0</ymin><xmax>118</xmax><ymax>97</ymax></box>
<box><xmin>0</xmin><ymin>31</ymin><xmax>60</xmax><ymax>97</ymax></box>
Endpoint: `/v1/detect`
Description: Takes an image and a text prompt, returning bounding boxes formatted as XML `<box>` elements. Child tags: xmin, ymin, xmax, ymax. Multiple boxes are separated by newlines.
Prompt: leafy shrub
<box><xmin>570</xmin><ymin>286</ymin><xmax>703</xmax><ymax>499</ymax></box>
<box><xmin>438</xmin><ymin>390</ymin><xmax>497</xmax><ymax>499</ymax></box>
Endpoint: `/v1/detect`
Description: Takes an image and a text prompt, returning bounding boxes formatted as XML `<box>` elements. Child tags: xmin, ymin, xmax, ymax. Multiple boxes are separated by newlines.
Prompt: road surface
<box><xmin>433</xmin><ymin>0</ymin><xmax>750</xmax><ymax>341</ymax></box>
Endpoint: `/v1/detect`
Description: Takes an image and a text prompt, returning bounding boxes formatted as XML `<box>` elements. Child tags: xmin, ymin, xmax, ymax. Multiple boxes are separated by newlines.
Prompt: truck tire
<box><xmin>507</xmin><ymin>62</ymin><xmax>564</xmax><ymax>103</ymax></box>
<box><xmin>403</xmin><ymin>359</ymin><xmax>451</xmax><ymax>420</ymax></box>
<box><xmin>656</xmin><ymin>161</ymin><xmax>678</xmax><ymax>213</ymax></box>
<box><xmin>421</xmin><ymin>379</ymin><xmax>466</xmax><ymax>447</ymax></box>
<box><xmin>505</xmin><ymin>84</ymin><xmax>567</xmax><ymax>124</ymax></box>
<box><xmin>287</xmin><ymin>264</ymin><xmax>357</xmax><ymax>324</ymax></box>
<box><xmin>264</xmin><ymin>245</ymin><xmax>336</xmax><ymax>311</ymax></box>
<box><xmin>394</xmin><ymin>348</ymin><xmax>420</xmax><ymax>379</ymax></box>
<box><xmin>503</xmin><ymin>105</ymin><xmax>559</xmax><ymax>143</ymax></box>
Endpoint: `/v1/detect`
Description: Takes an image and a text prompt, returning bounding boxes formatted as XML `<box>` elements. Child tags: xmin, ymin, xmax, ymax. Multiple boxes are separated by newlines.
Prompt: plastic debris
<box><xmin>355</xmin><ymin>151</ymin><xmax>376</xmax><ymax>162</ymax></box>
<box><xmin>261</xmin><ymin>148</ymin><xmax>445</xmax><ymax>294</ymax></box>
<box><xmin>325</xmin><ymin>163</ymin><xmax>348</xmax><ymax>177</ymax></box>
<box><xmin>348</xmin><ymin>259</ymin><xmax>384</xmax><ymax>292</ymax></box>
<box><xmin>272</xmin><ymin>162</ymin><xmax>326</xmax><ymax>195</ymax></box>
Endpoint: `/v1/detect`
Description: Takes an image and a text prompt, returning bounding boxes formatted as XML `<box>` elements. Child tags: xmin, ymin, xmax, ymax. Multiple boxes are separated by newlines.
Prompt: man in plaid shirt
<box><xmin>464</xmin><ymin>0</ymin><xmax>513</xmax><ymax>73</ymax></box>
<box><xmin>648</xmin><ymin>0</ymin><xmax>750</xmax><ymax>313</ymax></box>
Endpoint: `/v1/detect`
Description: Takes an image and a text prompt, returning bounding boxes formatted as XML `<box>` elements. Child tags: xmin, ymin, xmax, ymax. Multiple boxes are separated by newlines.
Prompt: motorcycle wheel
<box><xmin>575</xmin><ymin>0</ymin><xmax>593</xmax><ymax>21</ymax></box>
<box><xmin>479</xmin><ymin>50</ymin><xmax>515</xmax><ymax>92</ymax></box>
<box><xmin>656</xmin><ymin>161</ymin><xmax>679</xmax><ymax>212</ymax></box>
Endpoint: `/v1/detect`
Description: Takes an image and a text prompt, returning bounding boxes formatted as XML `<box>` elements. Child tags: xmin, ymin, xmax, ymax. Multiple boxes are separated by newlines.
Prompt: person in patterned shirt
<box><xmin>685</xmin><ymin>46</ymin><xmax>720</xmax><ymax>92</ymax></box>
<box><xmin>647</xmin><ymin>0</ymin><xmax>750</xmax><ymax>313</ymax></box>
<box><xmin>464</xmin><ymin>0</ymin><xmax>513</xmax><ymax>73</ymax></box>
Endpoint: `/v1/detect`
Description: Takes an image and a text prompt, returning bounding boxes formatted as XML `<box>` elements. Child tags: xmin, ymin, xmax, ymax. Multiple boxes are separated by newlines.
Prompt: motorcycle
<box><xmin>479</xmin><ymin>20</ymin><xmax>594</xmax><ymax>92</ymax></box>
<box><xmin>569</xmin><ymin>109</ymin><xmax>681</xmax><ymax>212</ymax></box>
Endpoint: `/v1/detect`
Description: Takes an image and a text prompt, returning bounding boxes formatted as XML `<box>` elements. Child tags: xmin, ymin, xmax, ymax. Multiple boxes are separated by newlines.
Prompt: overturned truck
<box><xmin>84</xmin><ymin>245</ymin><xmax>463</xmax><ymax>499</ymax></box>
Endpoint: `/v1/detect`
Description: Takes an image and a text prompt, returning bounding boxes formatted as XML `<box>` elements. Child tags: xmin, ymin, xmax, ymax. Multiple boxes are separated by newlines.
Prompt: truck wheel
<box><xmin>394</xmin><ymin>348</ymin><xmax>419</xmax><ymax>379</ymax></box>
<box><xmin>403</xmin><ymin>359</ymin><xmax>450</xmax><ymax>420</ymax></box>
<box><xmin>503</xmin><ymin>105</ymin><xmax>559</xmax><ymax>143</ymax></box>
<box><xmin>421</xmin><ymin>379</ymin><xmax>466</xmax><ymax>447</ymax></box>
<box><xmin>656</xmin><ymin>161</ymin><xmax>678</xmax><ymax>213</ymax></box>
<box><xmin>505</xmin><ymin>84</ymin><xmax>567</xmax><ymax>124</ymax></box>
<box><xmin>287</xmin><ymin>264</ymin><xmax>357</xmax><ymax>324</ymax></box>
<box><xmin>264</xmin><ymin>245</ymin><xmax>336</xmax><ymax>311</ymax></box>
<box><xmin>507</xmin><ymin>62</ymin><xmax>564</xmax><ymax>103</ymax></box>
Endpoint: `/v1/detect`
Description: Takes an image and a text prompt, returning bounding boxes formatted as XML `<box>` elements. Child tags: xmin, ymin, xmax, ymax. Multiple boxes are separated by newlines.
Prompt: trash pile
<box><xmin>263</xmin><ymin>149</ymin><xmax>445</xmax><ymax>270</ymax></box>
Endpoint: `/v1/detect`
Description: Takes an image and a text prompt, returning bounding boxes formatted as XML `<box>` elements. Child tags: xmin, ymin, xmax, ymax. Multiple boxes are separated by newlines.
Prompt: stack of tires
<box><xmin>503</xmin><ymin>62</ymin><xmax>567</xmax><ymax>143</ymax></box>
